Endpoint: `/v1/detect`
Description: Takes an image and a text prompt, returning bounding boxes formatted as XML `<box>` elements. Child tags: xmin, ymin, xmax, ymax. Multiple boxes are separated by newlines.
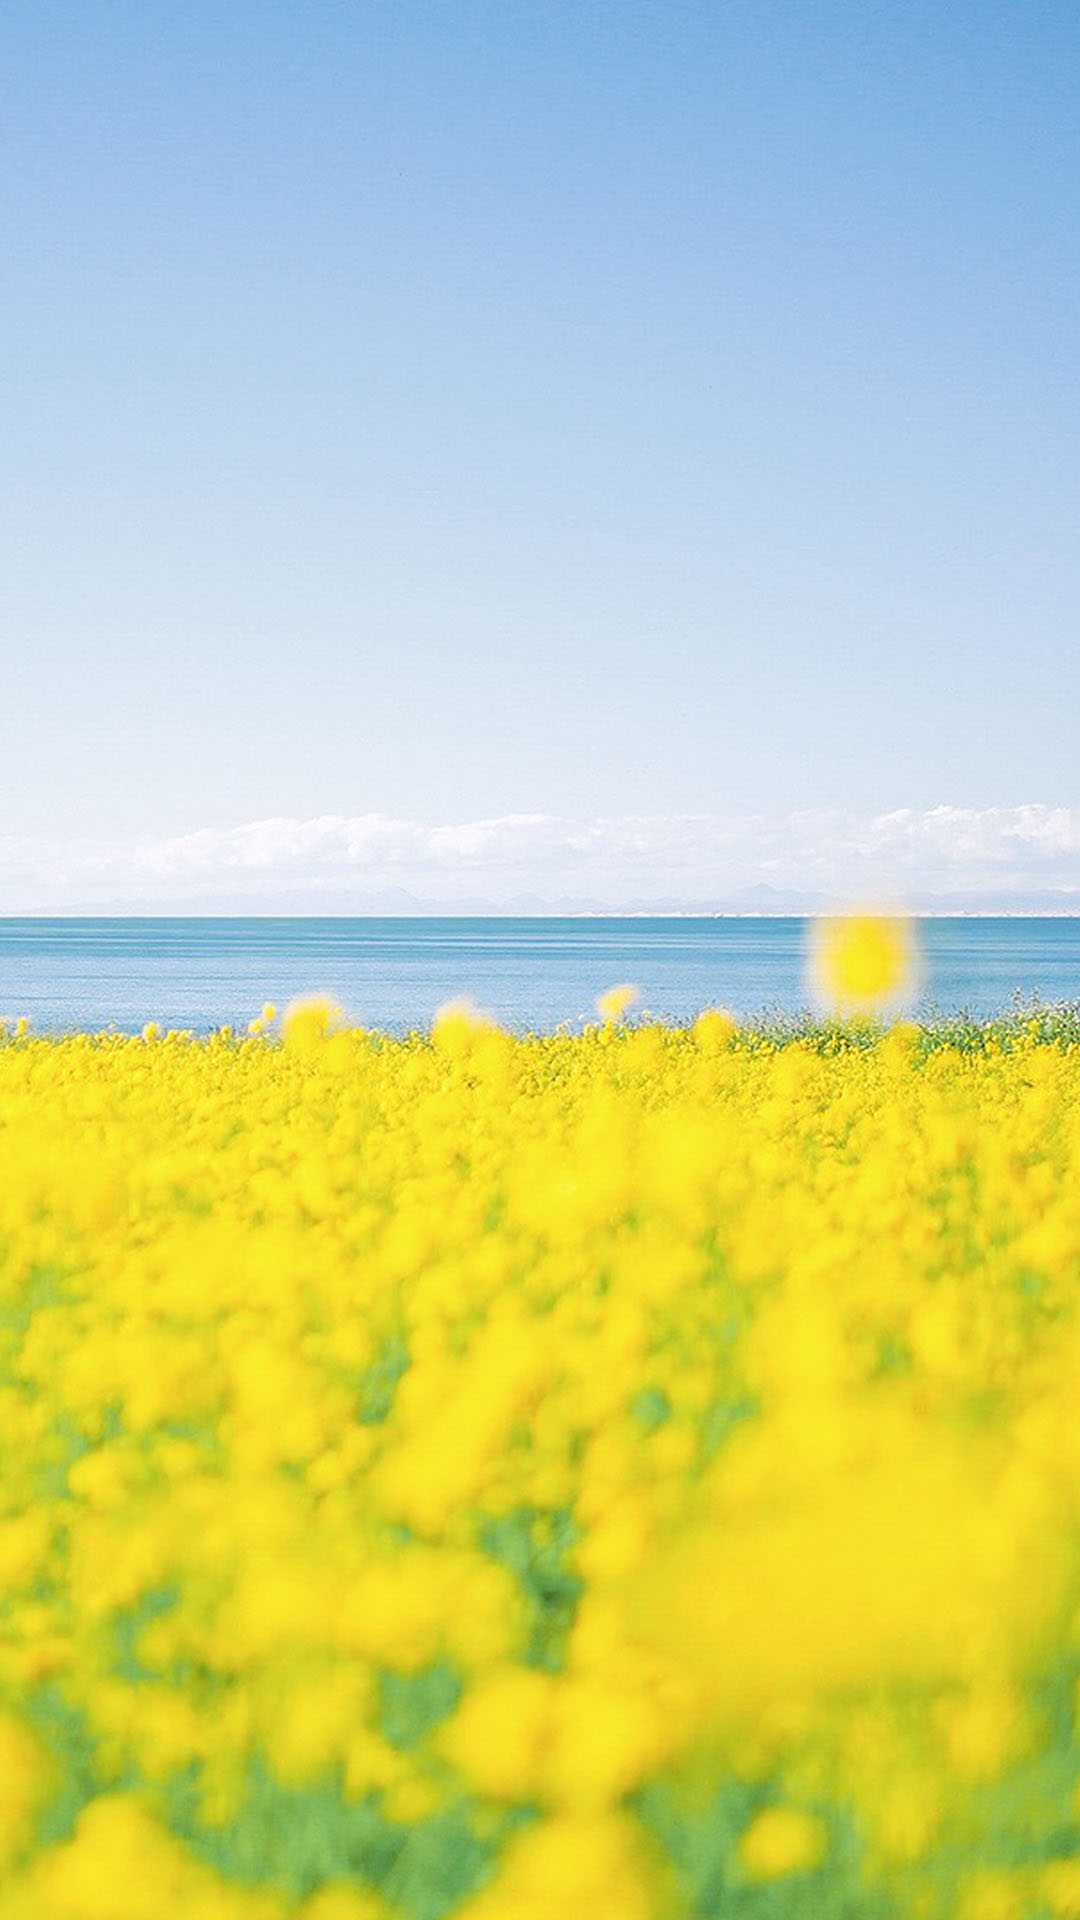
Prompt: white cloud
<box><xmin>1</xmin><ymin>806</ymin><xmax>1079</xmax><ymax>912</ymax></box>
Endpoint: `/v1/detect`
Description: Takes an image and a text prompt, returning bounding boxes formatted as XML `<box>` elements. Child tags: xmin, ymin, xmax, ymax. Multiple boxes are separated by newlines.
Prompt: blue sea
<box><xmin>0</xmin><ymin>917</ymin><xmax>1078</xmax><ymax>1035</ymax></box>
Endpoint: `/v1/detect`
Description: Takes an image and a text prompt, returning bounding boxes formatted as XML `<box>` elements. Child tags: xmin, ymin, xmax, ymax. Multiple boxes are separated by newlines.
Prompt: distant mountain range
<box><xmin>18</xmin><ymin>883</ymin><xmax>1080</xmax><ymax>918</ymax></box>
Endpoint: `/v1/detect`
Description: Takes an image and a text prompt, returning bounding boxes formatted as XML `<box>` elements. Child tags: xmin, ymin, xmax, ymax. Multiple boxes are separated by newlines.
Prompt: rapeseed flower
<box><xmin>809</xmin><ymin>911</ymin><xmax>919</xmax><ymax>1012</ymax></box>
<box><xmin>595</xmin><ymin>982</ymin><xmax>638</xmax><ymax>1022</ymax></box>
<box><xmin>0</xmin><ymin>1007</ymin><xmax>1076</xmax><ymax>1913</ymax></box>
<box><xmin>737</xmin><ymin>1807</ymin><xmax>828</xmax><ymax>1880</ymax></box>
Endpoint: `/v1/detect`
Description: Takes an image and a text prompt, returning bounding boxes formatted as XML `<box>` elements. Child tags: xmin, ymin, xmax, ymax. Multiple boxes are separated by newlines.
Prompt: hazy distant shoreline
<box><xmin>3</xmin><ymin>908</ymin><xmax>1080</xmax><ymax>922</ymax></box>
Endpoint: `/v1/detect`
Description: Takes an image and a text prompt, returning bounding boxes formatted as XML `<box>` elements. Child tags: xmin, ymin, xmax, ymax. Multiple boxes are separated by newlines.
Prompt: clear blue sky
<box><xmin>3</xmin><ymin>0</ymin><xmax>1078</xmax><ymax>845</ymax></box>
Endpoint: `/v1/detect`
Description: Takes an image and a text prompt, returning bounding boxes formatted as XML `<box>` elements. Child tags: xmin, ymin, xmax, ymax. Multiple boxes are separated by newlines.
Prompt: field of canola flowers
<box><xmin>4</xmin><ymin>969</ymin><xmax>1080</xmax><ymax>1917</ymax></box>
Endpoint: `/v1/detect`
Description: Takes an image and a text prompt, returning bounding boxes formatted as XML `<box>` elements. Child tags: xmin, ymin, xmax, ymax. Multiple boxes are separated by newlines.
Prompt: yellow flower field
<box><xmin>2</xmin><ymin>992</ymin><xmax>1080</xmax><ymax>1918</ymax></box>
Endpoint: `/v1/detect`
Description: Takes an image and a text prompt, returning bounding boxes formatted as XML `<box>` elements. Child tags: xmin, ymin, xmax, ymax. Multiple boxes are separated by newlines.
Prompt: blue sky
<box><xmin>2</xmin><ymin>2</ymin><xmax>1079</xmax><ymax>905</ymax></box>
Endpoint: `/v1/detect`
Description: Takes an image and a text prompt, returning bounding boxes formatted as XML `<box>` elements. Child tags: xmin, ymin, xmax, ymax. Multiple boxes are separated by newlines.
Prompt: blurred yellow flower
<box><xmin>809</xmin><ymin>913</ymin><xmax>919</xmax><ymax>1013</ymax></box>
<box><xmin>595</xmin><ymin>983</ymin><xmax>638</xmax><ymax>1023</ymax></box>
<box><xmin>281</xmin><ymin>994</ymin><xmax>343</xmax><ymax>1050</ymax></box>
<box><xmin>431</xmin><ymin>997</ymin><xmax>500</xmax><ymax>1059</ymax></box>
<box><xmin>691</xmin><ymin>1007</ymin><xmax>736</xmax><ymax>1050</ymax></box>
<box><xmin>738</xmin><ymin>1807</ymin><xmax>828</xmax><ymax>1880</ymax></box>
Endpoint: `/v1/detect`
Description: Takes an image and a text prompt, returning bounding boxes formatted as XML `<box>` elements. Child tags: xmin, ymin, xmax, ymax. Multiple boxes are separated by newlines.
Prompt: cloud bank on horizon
<box><xmin>3</xmin><ymin>806</ymin><xmax>1080</xmax><ymax>914</ymax></box>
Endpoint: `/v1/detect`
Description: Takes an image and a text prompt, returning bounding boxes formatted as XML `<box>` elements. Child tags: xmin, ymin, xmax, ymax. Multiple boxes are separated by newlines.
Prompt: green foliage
<box><xmin>167</xmin><ymin>1761</ymin><xmax>494</xmax><ymax>1916</ymax></box>
<box><xmin>355</xmin><ymin>1332</ymin><xmax>411</xmax><ymax>1425</ymax></box>
<box><xmin>378</xmin><ymin>1661</ymin><xmax>463</xmax><ymax>1751</ymax></box>
<box><xmin>477</xmin><ymin>1506</ymin><xmax>583</xmax><ymax>1672</ymax></box>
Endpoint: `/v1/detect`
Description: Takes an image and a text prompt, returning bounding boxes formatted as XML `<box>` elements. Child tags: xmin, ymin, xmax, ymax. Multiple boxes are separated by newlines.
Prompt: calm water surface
<box><xmin>0</xmin><ymin>918</ymin><xmax>1078</xmax><ymax>1034</ymax></box>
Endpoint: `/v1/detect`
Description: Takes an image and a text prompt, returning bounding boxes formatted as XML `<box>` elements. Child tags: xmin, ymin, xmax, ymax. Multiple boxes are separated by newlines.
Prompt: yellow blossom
<box><xmin>0</xmin><ymin>1004</ymin><xmax>1076</xmax><ymax>1910</ymax></box>
<box><xmin>281</xmin><ymin>994</ymin><xmax>344</xmax><ymax>1050</ymax></box>
<box><xmin>737</xmin><ymin>1807</ymin><xmax>828</xmax><ymax>1880</ymax></box>
<box><xmin>595</xmin><ymin>983</ymin><xmax>638</xmax><ymax>1022</ymax></box>
<box><xmin>809</xmin><ymin>912</ymin><xmax>918</xmax><ymax>1012</ymax></box>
